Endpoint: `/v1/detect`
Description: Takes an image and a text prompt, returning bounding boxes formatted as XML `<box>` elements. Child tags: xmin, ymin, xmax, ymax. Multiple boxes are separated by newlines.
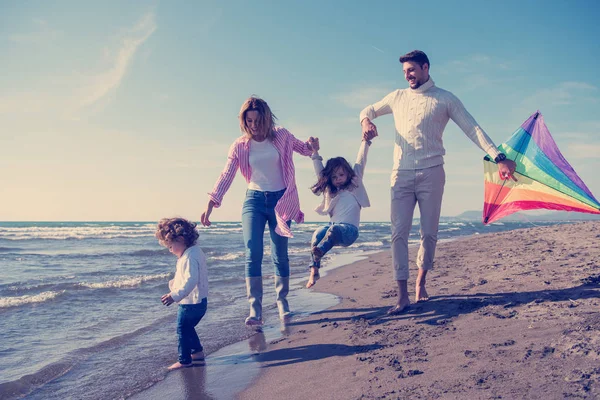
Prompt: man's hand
<box><xmin>361</xmin><ymin>118</ymin><xmax>378</xmax><ymax>141</ymax></box>
<box><xmin>307</xmin><ymin>137</ymin><xmax>320</xmax><ymax>153</ymax></box>
<box><xmin>498</xmin><ymin>159</ymin><xmax>518</xmax><ymax>181</ymax></box>
<box><xmin>161</xmin><ymin>293</ymin><xmax>175</xmax><ymax>306</ymax></box>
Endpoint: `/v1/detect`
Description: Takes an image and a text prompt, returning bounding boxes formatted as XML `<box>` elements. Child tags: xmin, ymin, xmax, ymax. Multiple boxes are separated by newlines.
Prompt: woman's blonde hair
<box><xmin>239</xmin><ymin>96</ymin><xmax>277</xmax><ymax>140</ymax></box>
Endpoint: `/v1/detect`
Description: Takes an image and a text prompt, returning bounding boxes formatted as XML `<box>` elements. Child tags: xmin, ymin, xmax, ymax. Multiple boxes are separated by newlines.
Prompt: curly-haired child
<box><xmin>155</xmin><ymin>217</ymin><xmax>208</xmax><ymax>370</ymax></box>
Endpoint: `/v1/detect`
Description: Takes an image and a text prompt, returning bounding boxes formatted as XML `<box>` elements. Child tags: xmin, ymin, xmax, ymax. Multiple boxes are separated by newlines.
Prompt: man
<box><xmin>360</xmin><ymin>50</ymin><xmax>516</xmax><ymax>314</ymax></box>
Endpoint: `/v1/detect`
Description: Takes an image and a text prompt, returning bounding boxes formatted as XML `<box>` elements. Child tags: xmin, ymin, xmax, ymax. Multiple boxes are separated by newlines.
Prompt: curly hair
<box><xmin>155</xmin><ymin>217</ymin><xmax>199</xmax><ymax>248</ymax></box>
<box><xmin>311</xmin><ymin>157</ymin><xmax>357</xmax><ymax>196</ymax></box>
<box><xmin>239</xmin><ymin>96</ymin><xmax>278</xmax><ymax>140</ymax></box>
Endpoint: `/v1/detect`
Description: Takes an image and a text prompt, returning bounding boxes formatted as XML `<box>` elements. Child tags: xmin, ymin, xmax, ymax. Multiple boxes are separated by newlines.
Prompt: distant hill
<box><xmin>453</xmin><ymin>210</ymin><xmax>600</xmax><ymax>222</ymax></box>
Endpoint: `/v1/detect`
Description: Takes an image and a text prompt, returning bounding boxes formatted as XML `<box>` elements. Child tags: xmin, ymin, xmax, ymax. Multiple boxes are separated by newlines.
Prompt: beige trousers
<box><xmin>391</xmin><ymin>165</ymin><xmax>445</xmax><ymax>281</ymax></box>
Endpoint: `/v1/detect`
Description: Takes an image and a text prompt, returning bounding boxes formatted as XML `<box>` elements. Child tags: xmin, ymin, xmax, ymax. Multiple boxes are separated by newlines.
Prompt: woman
<box><xmin>201</xmin><ymin>96</ymin><xmax>316</xmax><ymax>326</ymax></box>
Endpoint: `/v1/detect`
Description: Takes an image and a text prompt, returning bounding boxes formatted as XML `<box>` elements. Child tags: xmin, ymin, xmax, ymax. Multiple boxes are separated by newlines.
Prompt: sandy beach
<box><xmin>237</xmin><ymin>221</ymin><xmax>600</xmax><ymax>399</ymax></box>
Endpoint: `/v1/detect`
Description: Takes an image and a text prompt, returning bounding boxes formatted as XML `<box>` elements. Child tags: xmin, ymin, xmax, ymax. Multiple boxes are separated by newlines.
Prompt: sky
<box><xmin>1</xmin><ymin>0</ymin><xmax>599</xmax><ymax>222</ymax></box>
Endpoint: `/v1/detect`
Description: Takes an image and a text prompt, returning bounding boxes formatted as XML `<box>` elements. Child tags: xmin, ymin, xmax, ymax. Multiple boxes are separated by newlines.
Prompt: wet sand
<box><xmin>128</xmin><ymin>253</ymin><xmax>373</xmax><ymax>400</ymax></box>
<box><xmin>238</xmin><ymin>222</ymin><xmax>600</xmax><ymax>399</ymax></box>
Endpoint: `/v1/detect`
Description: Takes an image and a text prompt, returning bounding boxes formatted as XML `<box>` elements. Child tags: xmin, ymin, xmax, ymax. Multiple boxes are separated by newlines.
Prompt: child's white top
<box><xmin>169</xmin><ymin>244</ymin><xmax>209</xmax><ymax>304</ymax></box>
<box><xmin>330</xmin><ymin>191</ymin><xmax>361</xmax><ymax>226</ymax></box>
<box><xmin>313</xmin><ymin>140</ymin><xmax>371</xmax><ymax>227</ymax></box>
<box><xmin>248</xmin><ymin>139</ymin><xmax>286</xmax><ymax>192</ymax></box>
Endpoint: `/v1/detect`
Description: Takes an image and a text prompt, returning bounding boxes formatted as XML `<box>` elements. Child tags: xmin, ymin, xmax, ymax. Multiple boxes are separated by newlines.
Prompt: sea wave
<box><xmin>3</xmin><ymin>273</ymin><xmax>171</xmax><ymax>296</ymax></box>
<box><xmin>0</xmin><ymin>226</ymin><xmax>154</xmax><ymax>241</ymax></box>
<box><xmin>439</xmin><ymin>227</ymin><xmax>461</xmax><ymax>233</ymax></box>
<box><xmin>128</xmin><ymin>249</ymin><xmax>169</xmax><ymax>257</ymax></box>
<box><xmin>0</xmin><ymin>290</ymin><xmax>65</xmax><ymax>309</ymax></box>
<box><xmin>210</xmin><ymin>252</ymin><xmax>244</xmax><ymax>261</ymax></box>
<box><xmin>0</xmin><ymin>315</ymin><xmax>172</xmax><ymax>400</ymax></box>
<box><xmin>0</xmin><ymin>224</ymin><xmax>251</xmax><ymax>240</ymax></box>
<box><xmin>349</xmin><ymin>241</ymin><xmax>385</xmax><ymax>248</ymax></box>
<box><xmin>0</xmin><ymin>247</ymin><xmax>23</xmax><ymax>252</ymax></box>
<box><xmin>78</xmin><ymin>273</ymin><xmax>171</xmax><ymax>289</ymax></box>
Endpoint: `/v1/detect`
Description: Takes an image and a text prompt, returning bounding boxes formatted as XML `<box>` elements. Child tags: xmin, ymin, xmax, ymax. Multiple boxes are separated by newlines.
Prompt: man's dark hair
<box><xmin>399</xmin><ymin>50</ymin><xmax>430</xmax><ymax>68</ymax></box>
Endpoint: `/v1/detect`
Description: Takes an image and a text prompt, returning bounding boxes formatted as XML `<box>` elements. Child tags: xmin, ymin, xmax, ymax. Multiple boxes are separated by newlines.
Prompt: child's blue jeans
<box><xmin>311</xmin><ymin>223</ymin><xmax>359</xmax><ymax>268</ymax></box>
<box><xmin>242</xmin><ymin>188</ymin><xmax>290</xmax><ymax>278</ymax></box>
<box><xmin>177</xmin><ymin>298</ymin><xmax>207</xmax><ymax>364</ymax></box>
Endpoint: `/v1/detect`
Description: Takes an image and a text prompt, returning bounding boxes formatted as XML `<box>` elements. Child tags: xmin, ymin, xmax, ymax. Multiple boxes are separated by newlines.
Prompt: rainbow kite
<box><xmin>483</xmin><ymin>111</ymin><xmax>600</xmax><ymax>224</ymax></box>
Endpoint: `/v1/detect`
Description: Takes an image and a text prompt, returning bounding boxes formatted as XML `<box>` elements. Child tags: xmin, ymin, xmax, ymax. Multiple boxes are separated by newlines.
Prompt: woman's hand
<box><xmin>200</xmin><ymin>200</ymin><xmax>215</xmax><ymax>226</ymax></box>
<box><xmin>307</xmin><ymin>137</ymin><xmax>320</xmax><ymax>153</ymax></box>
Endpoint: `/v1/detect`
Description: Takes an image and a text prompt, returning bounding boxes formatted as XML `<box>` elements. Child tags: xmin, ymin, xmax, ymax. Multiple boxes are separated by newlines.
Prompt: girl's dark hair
<box><xmin>155</xmin><ymin>217</ymin><xmax>199</xmax><ymax>248</ymax></box>
<box><xmin>311</xmin><ymin>157</ymin><xmax>357</xmax><ymax>196</ymax></box>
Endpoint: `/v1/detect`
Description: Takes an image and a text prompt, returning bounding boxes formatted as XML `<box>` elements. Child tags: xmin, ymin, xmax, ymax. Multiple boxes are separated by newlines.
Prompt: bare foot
<box><xmin>192</xmin><ymin>351</ymin><xmax>205</xmax><ymax>361</ymax></box>
<box><xmin>167</xmin><ymin>361</ymin><xmax>193</xmax><ymax>371</ymax></box>
<box><xmin>306</xmin><ymin>267</ymin><xmax>320</xmax><ymax>288</ymax></box>
<box><xmin>415</xmin><ymin>269</ymin><xmax>429</xmax><ymax>302</ymax></box>
<box><xmin>415</xmin><ymin>284</ymin><xmax>429</xmax><ymax>302</ymax></box>
<box><xmin>387</xmin><ymin>298</ymin><xmax>410</xmax><ymax>315</ymax></box>
<box><xmin>281</xmin><ymin>313</ymin><xmax>292</xmax><ymax>324</ymax></box>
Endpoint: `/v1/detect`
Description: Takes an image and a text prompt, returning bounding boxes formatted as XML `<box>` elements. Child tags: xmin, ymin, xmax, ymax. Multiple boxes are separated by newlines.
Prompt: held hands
<box><xmin>200</xmin><ymin>200</ymin><xmax>215</xmax><ymax>227</ymax></box>
<box><xmin>161</xmin><ymin>293</ymin><xmax>175</xmax><ymax>306</ymax></box>
<box><xmin>307</xmin><ymin>137</ymin><xmax>320</xmax><ymax>154</ymax></box>
<box><xmin>361</xmin><ymin>118</ymin><xmax>378</xmax><ymax>141</ymax></box>
<box><xmin>498</xmin><ymin>159</ymin><xmax>518</xmax><ymax>181</ymax></box>
<box><xmin>363</xmin><ymin>129</ymin><xmax>377</xmax><ymax>142</ymax></box>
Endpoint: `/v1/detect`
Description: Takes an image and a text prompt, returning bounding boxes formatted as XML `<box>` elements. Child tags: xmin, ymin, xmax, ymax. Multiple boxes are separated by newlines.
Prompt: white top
<box><xmin>313</xmin><ymin>141</ymin><xmax>371</xmax><ymax>228</ymax></box>
<box><xmin>330</xmin><ymin>190</ymin><xmax>361</xmax><ymax>226</ymax></box>
<box><xmin>248</xmin><ymin>139</ymin><xmax>286</xmax><ymax>191</ymax></box>
<box><xmin>359</xmin><ymin>78</ymin><xmax>501</xmax><ymax>171</ymax></box>
<box><xmin>168</xmin><ymin>244</ymin><xmax>209</xmax><ymax>304</ymax></box>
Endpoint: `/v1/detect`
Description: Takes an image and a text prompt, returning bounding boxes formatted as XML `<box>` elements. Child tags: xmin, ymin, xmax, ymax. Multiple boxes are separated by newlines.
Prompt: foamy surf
<box><xmin>79</xmin><ymin>273</ymin><xmax>171</xmax><ymax>289</ymax></box>
<box><xmin>0</xmin><ymin>290</ymin><xmax>65</xmax><ymax>309</ymax></box>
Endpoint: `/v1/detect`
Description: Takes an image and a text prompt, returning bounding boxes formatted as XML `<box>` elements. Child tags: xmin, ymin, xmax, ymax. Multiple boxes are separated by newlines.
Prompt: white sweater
<box><xmin>168</xmin><ymin>244</ymin><xmax>209</xmax><ymax>304</ymax></box>
<box><xmin>359</xmin><ymin>78</ymin><xmax>501</xmax><ymax>171</ymax></box>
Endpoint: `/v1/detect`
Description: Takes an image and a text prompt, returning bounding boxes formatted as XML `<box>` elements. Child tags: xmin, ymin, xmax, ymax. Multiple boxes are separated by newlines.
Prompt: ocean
<box><xmin>0</xmin><ymin>219</ymin><xmax>568</xmax><ymax>399</ymax></box>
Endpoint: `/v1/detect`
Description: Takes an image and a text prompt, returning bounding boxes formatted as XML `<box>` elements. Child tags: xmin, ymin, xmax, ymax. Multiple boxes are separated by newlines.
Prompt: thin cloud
<box><xmin>1</xmin><ymin>11</ymin><xmax>157</xmax><ymax>118</ymax></box>
<box><xmin>77</xmin><ymin>11</ymin><xmax>157</xmax><ymax>109</ymax></box>
<box><xmin>371</xmin><ymin>45</ymin><xmax>385</xmax><ymax>54</ymax></box>
<box><xmin>522</xmin><ymin>81</ymin><xmax>598</xmax><ymax>108</ymax></box>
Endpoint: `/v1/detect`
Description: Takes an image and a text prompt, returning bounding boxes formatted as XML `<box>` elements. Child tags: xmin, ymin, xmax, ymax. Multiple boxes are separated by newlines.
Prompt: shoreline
<box><xmin>238</xmin><ymin>222</ymin><xmax>600</xmax><ymax>399</ymax></box>
<box><xmin>127</xmin><ymin>250</ymin><xmax>380</xmax><ymax>400</ymax></box>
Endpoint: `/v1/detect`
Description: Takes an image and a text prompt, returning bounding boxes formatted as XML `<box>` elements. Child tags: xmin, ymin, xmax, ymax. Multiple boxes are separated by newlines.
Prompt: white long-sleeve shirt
<box><xmin>168</xmin><ymin>244</ymin><xmax>208</xmax><ymax>304</ymax></box>
<box><xmin>312</xmin><ymin>141</ymin><xmax>371</xmax><ymax>227</ymax></box>
<box><xmin>359</xmin><ymin>78</ymin><xmax>501</xmax><ymax>172</ymax></box>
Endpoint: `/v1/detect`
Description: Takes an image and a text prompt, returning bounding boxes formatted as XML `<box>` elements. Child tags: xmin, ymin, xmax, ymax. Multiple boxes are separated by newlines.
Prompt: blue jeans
<box><xmin>242</xmin><ymin>188</ymin><xmax>290</xmax><ymax>278</ymax></box>
<box><xmin>311</xmin><ymin>223</ymin><xmax>359</xmax><ymax>268</ymax></box>
<box><xmin>177</xmin><ymin>298</ymin><xmax>207</xmax><ymax>364</ymax></box>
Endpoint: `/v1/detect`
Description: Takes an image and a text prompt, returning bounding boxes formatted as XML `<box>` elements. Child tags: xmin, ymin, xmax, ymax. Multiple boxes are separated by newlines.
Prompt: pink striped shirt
<box><xmin>208</xmin><ymin>127</ymin><xmax>312</xmax><ymax>238</ymax></box>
